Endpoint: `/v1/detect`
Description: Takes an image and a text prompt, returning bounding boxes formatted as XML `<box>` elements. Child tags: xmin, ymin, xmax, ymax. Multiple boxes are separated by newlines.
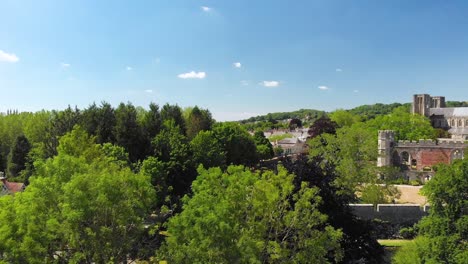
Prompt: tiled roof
<box><xmin>430</xmin><ymin>107</ymin><xmax>468</xmax><ymax>117</ymax></box>
<box><xmin>1</xmin><ymin>180</ymin><xmax>25</xmax><ymax>194</ymax></box>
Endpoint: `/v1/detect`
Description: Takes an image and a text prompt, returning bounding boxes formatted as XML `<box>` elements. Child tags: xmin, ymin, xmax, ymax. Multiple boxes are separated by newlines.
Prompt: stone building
<box><xmin>413</xmin><ymin>94</ymin><xmax>468</xmax><ymax>140</ymax></box>
<box><xmin>377</xmin><ymin>130</ymin><xmax>467</xmax><ymax>180</ymax></box>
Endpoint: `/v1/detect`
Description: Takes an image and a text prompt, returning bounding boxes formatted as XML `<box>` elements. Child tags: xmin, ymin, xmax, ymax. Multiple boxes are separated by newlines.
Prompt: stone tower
<box><xmin>377</xmin><ymin>130</ymin><xmax>395</xmax><ymax>167</ymax></box>
<box><xmin>430</xmin><ymin>96</ymin><xmax>445</xmax><ymax>108</ymax></box>
<box><xmin>412</xmin><ymin>94</ymin><xmax>431</xmax><ymax>117</ymax></box>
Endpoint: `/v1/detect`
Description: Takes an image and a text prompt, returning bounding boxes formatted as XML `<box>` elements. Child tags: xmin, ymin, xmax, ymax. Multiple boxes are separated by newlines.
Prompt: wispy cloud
<box><xmin>241</xmin><ymin>80</ymin><xmax>249</xmax><ymax>86</ymax></box>
<box><xmin>126</xmin><ymin>66</ymin><xmax>132</xmax><ymax>71</ymax></box>
<box><xmin>353</xmin><ymin>90</ymin><xmax>359</xmax><ymax>93</ymax></box>
<box><xmin>145</xmin><ymin>89</ymin><xmax>153</xmax><ymax>93</ymax></box>
<box><xmin>0</xmin><ymin>50</ymin><xmax>19</xmax><ymax>63</ymax></box>
<box><xmin>61</xmin><ymin>63</ymin><xmax>71</xmax><ymax>68</ymax></box>
<box><xmin>201</xmin><ymin>6</ymin><xmax>212</xmax><ymax>12</ymax></box>
<box><xmin>336</xmin><ymin>68</ymin><xmax>342</xmax><ymax>72</ymax></box>
<box><xmin>233</xmin><ymin>62</ymin><xmax>242</xmax><ymax>68</ymax></box>
<box><xmin>318</xmin><ymin>85</ymin><xmax>329</xmax><ymax>90</ymax></box>
<box><xmin>261</xmin><ymin>81</ymin><xmax>280</xmax><ymax>87</ymax></box>
<box><xmin>178</xmin><ymin>71</ymin><xmax>206</xmax><ymax>79</ymax></box>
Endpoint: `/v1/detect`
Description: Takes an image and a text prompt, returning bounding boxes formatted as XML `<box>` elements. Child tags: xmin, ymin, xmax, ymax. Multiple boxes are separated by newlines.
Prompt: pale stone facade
<box><xmin>413</xmin><ymin>94</ymin><xmax>468</xmax><ymax>140</ymax></box>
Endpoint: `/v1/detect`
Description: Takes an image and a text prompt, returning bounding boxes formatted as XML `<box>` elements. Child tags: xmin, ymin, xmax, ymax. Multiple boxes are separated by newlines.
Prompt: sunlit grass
<box><xmin>378</xmin><ymin>239</ymin><xmax>413</xmax><ymax>247</ymax></box>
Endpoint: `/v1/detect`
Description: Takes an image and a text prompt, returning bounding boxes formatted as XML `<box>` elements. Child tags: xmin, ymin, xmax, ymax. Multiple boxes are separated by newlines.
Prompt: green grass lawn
<box><xmin>378</xmin><ymin>239</ymin><xmax>413</xmax><ymax>247</ymax></box>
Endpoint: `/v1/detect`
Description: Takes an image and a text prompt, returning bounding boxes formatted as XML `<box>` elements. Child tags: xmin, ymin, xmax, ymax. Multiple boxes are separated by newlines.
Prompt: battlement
<box><xmin>397</xmin><ymin>139</ymin><xmax>466</xmax><ymax>148</ymax></box>
<box><xmin>378</xmin><ymin>130</ymin><xmax>395</xmax><ymax>138</ymax></box>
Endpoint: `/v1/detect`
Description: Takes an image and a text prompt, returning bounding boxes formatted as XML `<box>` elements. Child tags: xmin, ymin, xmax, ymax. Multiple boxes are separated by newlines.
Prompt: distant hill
<box><xmin>348</xmin><ymin>103</ymin><xmax>411</xmax><ymax>120</ymax></box>
<box><xmin>446</xmin><ymin>101</ymin><xmax>468</xmax><ymax>107</ymax></box>
<box><xmin>238</xmin><ymin>100</ymin><xmax>468</xmax><ymax>125</ymax></box>
<box><xmin>239</xmin><ymin>109</ymin><xmax>326</xmax><ymax>123</ymax></box>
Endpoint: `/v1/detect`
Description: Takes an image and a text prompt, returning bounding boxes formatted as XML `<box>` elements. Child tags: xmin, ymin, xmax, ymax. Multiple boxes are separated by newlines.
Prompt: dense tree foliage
<box><xmin>185</xmin><ymin>106</ymin><xmax>214</xmax><ymax>140</ymax></box>
<box><xmin>0</xmin><ymin>127</ymin><xmax>155</xmax><ymax>263</ymax></box>
<box><xmin>212</xmin><ymin>122</ymin><xmax>259</xmax><ymax>166</ymax></box>
<box><xmin>159</xmin><ymin>165</ymin><xmax>343</xmax><ymax>263</ymax></box>
<box><xmin>348</xmin><ymin>102</ymin><xmax>411</xmax><ymax>121</ymax></box>
<box><xmin>308</xmin><ymin>116</ymin><xmax>338</xmax><ymax>138</ymax></box>
<box><xmin>241</xmin><ymin>109</ymin><xmax>325</xmax><ymax>123</ymax></box>
<box><xmin>253</xmin><ymin>131</ymin><xmax>274</xmax><ymax>160</ymax></box>
<box><xmin>393</xmin><ymin>158</ymin><xmax>468</xmax><ymax>263</ymax></box>
<box><xmin>6</xmin><ymin>135</ymin><xmax>31</xmax><ymax>178</ymax></box>
<box><xmin>190</xmin><ymin>130</ymin><xmax>226</xmax><ymax>168</ymax></box>
<box><xmin>446</xmin><ymin>100</ymin><xmax>468</xmax><ymax>107</ymax></box>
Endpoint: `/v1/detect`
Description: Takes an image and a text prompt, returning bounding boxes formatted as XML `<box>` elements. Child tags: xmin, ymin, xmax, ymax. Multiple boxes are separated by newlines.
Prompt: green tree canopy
<box><xmin>212</xmin><ymin>122</ymin><xmax>258</xmax><ymax>166</ymax></box>
<box><xmin>7</xmin><ymin>135</ymin><xmax>31</xmax><ymax>178</ymax></box>
<box><xmin>159</xmin><ymin>165</ymin><xmax>343</xmax><ymax>263</ymax></box>
<box><xmin>0</xmin><ymin>126</ymin><xmax>155</xmax><ymax>263</ymax></box>
<box><xmin>393</xmin><ymin>158</ymin><xmax>468</xmax><ymax>263</ymax></box>
<box><xmin>190</xmin><ymin>130</ymin><xmax>226</xmax><ymax>169</ymax></box>
<box><xmin>185</xmin><ymin>106</ymin><xmax>214</xmax><ymax>140</ymax></box>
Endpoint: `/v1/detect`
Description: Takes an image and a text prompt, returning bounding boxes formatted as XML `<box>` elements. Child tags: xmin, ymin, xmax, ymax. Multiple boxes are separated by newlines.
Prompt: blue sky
<box><xmin>2</xmin><ymin>0</ymin><xmax>468</xmax><ymax>120</ymax></box>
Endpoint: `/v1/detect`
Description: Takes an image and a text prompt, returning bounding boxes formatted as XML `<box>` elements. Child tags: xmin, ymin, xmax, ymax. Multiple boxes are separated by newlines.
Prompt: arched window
<box><xmin>459</xmin><ymin>120</ymin><xmax>462</xmax><ymax>127</ymax></box>
<box><xmin>451</xmin><ymin>119</ymin><xmax>455</xmax><ymax>126</ymax></box>
<box><xmin>401</xmin><ymin>152</ymin><xmax>410</xmax><ymax>165</ymax></box>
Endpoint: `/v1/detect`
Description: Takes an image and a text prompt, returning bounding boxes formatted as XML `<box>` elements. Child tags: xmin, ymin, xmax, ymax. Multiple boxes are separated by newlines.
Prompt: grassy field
<box><xmin>379</xmin><ymin>240</ymin><xmax>413</xmax><ymax>263</ymax></box>
<box><xmin>378</xmin><ymin>239</ymin><xmax>413</xmax><ymax>247</ymax></box>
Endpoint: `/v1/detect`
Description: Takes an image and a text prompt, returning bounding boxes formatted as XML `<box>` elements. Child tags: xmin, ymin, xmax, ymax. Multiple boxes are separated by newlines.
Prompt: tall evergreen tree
<box><xmin>161</xmin><ymin>104</ymin><xmax>186</xmax><ymax>135</ymax></box>
<box><xmin>186</xmin><ymin>106</ymin><xmax>214</xmax><ymax>139</ymax></box>
<box><xmin>7</xmin><ymin>135</ymin><xmax>32</xmax><ymax>178</ymax></box>
<box><xmin>114</xmin><ymin>102</ymin><xmax>144</xmax><ymax>162</ymax></box>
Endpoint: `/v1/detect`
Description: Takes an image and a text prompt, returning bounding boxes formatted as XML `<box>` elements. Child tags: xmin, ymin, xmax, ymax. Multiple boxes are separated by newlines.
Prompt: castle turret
<box><xmin>377</xmin><ymin>130</ymin><xmax>395</xmax><ymax>167</ymax></box>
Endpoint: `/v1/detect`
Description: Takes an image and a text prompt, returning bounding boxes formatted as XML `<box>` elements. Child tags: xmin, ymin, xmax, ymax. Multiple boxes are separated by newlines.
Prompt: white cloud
<box><xmin>145</xmin><ymin>89</ymin><xmax>153</xmax><ymax>93</ymax></box>
<box><xmin>0</xmin><ymin>50</ymin><xmax>19</xmax><ymax>63</ymax></box>
<box><xmin>178</xmin><ymin>71</ymin><xmax>206</xmax><ymax>79</ymax></box>
<box><xmin>318</xmin><ymin>86</ymin><xmax>329</xmax><ymax>90</ymax></box>
<box><xmin>336</xmin><ymin>68</ymin><xmax>342</xmax><ymax>72</ymax></box>
<box><xmin>261</xmin><ymin>81</ymin><xmax>280</xmax><ymax>87</ymax></box>
<box><xmin>201</xmin><ymin>6</ymin><xmax>212</xmax><ymax>12</ymax></box>
<box><xmin>233</xmin><ymin>62</ymin><xmax>242</xmax><ymax>68</ymax></box>
<box><xmin>126</xmin><ymin>66</ymin><xmax>132</xmax><ymax>71</ymax></box>
<box><xmin>241</xmin><ymin>80</ymin><xmax>249</xmax><ymax>86</ymax></box>
<box><xmin>61</xmin><ymin>63</ymin><xmax>71</xmax><ymax>68</ymax></box>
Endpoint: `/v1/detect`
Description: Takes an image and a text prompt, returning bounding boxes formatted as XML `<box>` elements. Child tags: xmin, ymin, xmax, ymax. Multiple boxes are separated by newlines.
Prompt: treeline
<box><xmin>0</xmin><ymin>102</ymin><xmax>274</xmax><ymax>182</ymax></box>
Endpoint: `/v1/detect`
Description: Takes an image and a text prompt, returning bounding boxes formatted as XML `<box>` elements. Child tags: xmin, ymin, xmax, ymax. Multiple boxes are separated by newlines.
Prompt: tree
<box><xmin>159</xmin><ymin>165</ymin><xmax>343</xmax><ymax>263</ymax></box>
<box><xmin>190</xmin><ymin>130</ymin><xmax>226</xmax><ymax>168</ymax></box>
<box><xmin>141</xmin><ymin>102</ymin><xmax>162</xmax><ymax>140</ymax></box>
<box><xmin>277</xmin><ymin>156</ymin><xmax>385</xmax><ymax>263</ymax></box>
<box><xmin>393</xmin><ymin>158</ymin><xmax>468</xmax><ymax>263</ymax></box>
<box><xmin>114</xmin><ymin>102</ymin><xmax>145</xmax><ymax>162</ymax></box>
<box><xmin>329</xmin><ymin>109</ymin><xmax>361</xmax><ymax>127</ymax></box>
<box><xmin>212</xmin><ymin>122</ymin><xmax>258</xmax><ymax>166</ymax></box>
<box><xmin>185</xmin><ymin>106</ymin><xmax>214</xmax><ymax>140</ymax></box>
<box><xmin>161</xmin><ymin>104</ymin><xmax>186</xmax><ymax>135</ymax></box>
<box><xmin>0</xmin><ymin>127</ymin><xmax>155</xmax><ymax>263</ymax></box>
<box><xmin>288</xmin><ymin>118</ymin><xmax>302</xmax><ymax>130</ymax></box>
<box><xmin>7</xmin><ymin>135</ymin><xmax>32</xmax><ymax>178</ymax></box>
<box><xmin>95</xmin><ymin>102</ymin><xmax>116</xmax><ymax>144</ymax></box>
<box><xmin>367</xmin><ymin>106</ymin><xmax>436</xmax><ymax>141</ymax></box>
<box><xmin>253</xmin><ymin>131</ymin><xmax>274</xmax><ymax>160</ymax></box>
<box><xmin>152</xmin><ymin>121</ymin><xmax>195</xmax><ymax>196</ymax></box>
<box><xmin>308</xmin><ymin>116</ymin><xmax>338</xmax><ymax>138</ymax></box>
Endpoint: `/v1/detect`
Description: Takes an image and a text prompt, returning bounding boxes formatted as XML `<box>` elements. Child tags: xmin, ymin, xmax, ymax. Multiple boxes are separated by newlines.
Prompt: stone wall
<box><xmin>349</xmin><ymin>204</ymin><xmax>429</xmax><ymax>225</ymax></box>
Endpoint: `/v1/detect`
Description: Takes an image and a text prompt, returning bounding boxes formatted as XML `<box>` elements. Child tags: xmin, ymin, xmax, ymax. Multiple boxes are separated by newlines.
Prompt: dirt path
<box><xmin>394</xmin><ymin>185</ymin><xmax>427</xmax><ymax>205</ymax></box>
